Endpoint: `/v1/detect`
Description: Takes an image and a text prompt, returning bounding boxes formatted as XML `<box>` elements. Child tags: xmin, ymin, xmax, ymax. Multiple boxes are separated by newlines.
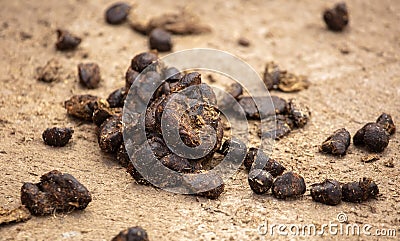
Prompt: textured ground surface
<box><xmin>0</xmin><ymin>0</ymin><xmax>399</xmax><ymax>240</ymax></box>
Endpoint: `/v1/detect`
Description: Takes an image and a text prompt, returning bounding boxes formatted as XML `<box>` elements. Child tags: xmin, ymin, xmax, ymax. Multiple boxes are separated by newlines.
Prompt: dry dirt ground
<box><xmin>1</xmin><ymin>0</ymin><xmax>399</xmax><ymax>240</ymax></box>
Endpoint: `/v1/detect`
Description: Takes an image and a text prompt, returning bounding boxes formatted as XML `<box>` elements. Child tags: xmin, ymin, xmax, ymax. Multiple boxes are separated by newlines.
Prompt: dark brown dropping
<box><xmin>126</xmin><ymin>163</ymin><xmax>151</xmax><ymax>186</ymax></box>
<box><xmin>92</xmin><ymin>100</ymin><xmax>114</xmax><ymax>126</ymax></box>
<box><xmin>107</xmin><ymin>87</ymin><xmax>126</xmax><ymax>108</ymax></box>
<box><xmin>287</xmin><ymin>99</ymin><xmax>310</xmax><ymax>128</ymax></box>
<box><xmin>245</xmin><ymin>148</ymin><xmax>285</xmax><ymax>177</ymax></box>
<box><xmin>272</xmin><ymin>172</ymin><xmax>306</xmax><ymax>199</ymax></box>
<box><xmin>170</xmin><ymin>72</ymin><xmax>202</xmax><ymax>92</ymax></box>
<box><xmin>376</xmin><ymin>113</ymin><xmax>396</xmax><ymax>135</ymax></box>
<box><xmin>78</xmin><ymin>63</ymin><xmax>101</xmax><ymax>89</ymax></box>
<box><xmin>237</xmin><ymin>37</ymin><xmax>250</xmax><ymax>47</ymax></box>
<box><xmin>263</xmin><ymin>61</ymin><xmax>281</xmax><ymax>90</ymax></box>
<box><xmin>278</xmin><ymin>72</ymin><xmax>310</xmax><ymax>92</ymax></box>
<box><xmin>341</xmin><ymin>182</ymin><xmax>363</xmax><ymax>203</ymax></box>
<box><xmin>319</xmin><ymin>128</ymin><xmax>351</xmax><ymax>155</ymax></box>
<box><xmin>244</xmin><ymin>148</ymin><xmax>263</xmax><ymax>170</ymax></box>
<box><xmin>42</xmin><ymin>127</ymin><xmax>73</xmax><ymax>147</ymax></box>
<box><xmin>153</xmin><ymin>81</ymin><xmax>171</xmax><ymax>99</ymax></box>
<box><xmin>227</xmin><ymin>82</ymin><xmax>243</xmax><ymax>100</ymax></box>
<box><xmin>135</xmin><ymin>71</ymin><xmax>162</xmax><ymax>103</ymax></box>
<box><xmin>131</xmin><ymin>10</ymin><xmax>211</xmax><ymax>35</ymax></box>
<box><xmin>105</xmin><ymin>2</ymin><xmax>131</xmax><ymax>25</ymax></box>
<box><xmin>149</xmin><ymin>28</ymin><xmax>172</xmax><ymax>52</ymax></box>
<box><xmin>360</xmin><ymin>154</ymin><xmax>380</xmax><ymax>163</ymax></box>
<box><xmin>125</xmin><ymin>66</ymin><xmax>139</xmax><ymax>91</ymax></box>
<box><xmin>248</xmin><ymin>169</ymin><xmax>273</xmax><ymax>194</ymax></box>
<box><xmin>148</xmin><ymin>137</ymin><xmax>170</xmax><ymax>159</ymax></box>
<box><xmin>98</xmin><ymin>115</ymin><xmax>123</xmax><ymax>153</ymax></box>
<box><xmin>310</xmin><ymin>179</ymin><xmax>342</xmax><ymax>206</ymax></box>
<box><xmin>342</xmin><ymin>178</ymin><xmax>379</xmax><ymax>203</ymax></box>
<box><xmin>160</xmin><ymin>153</ymin><xmax>193</xmax><ymax>173</ymax></box>
<box><xmin>131</xmin><ymin>51</ymin><xmax>158</xmax><ymax>73</ymax></box>
<box><xmin>153</xmin><ymin>82</ymin><xmax>222</xmax><ymax>162</ymax></box>
<box><xmin>262</xmin><ymin>115</ymin><xmax>292</xmax><ymax>140</ymax></box>
<box><xmin>0</xmin><ymin>206</ymin><xmax>31</xmax><ymax>225</ymax></box>
<box><xmin>271</xmin><ymin>96</ymin><xmax>289</xmax><ymax>115</ymax></box>
<box><xmin>111</xmin><ymin>226</ymin><xmax>149</xmax><ymax>241</ymax></box>
<box><xmin>323</xmin><ymin>2</ymin><xmax>349</xmax><ymax>32</ymax></box>
<box><xmin>116</xmin><ymin>143</ymin><xmax>130</xmax><ymax>168</ymax></box>
<box><xmin>145</xmin><ymin>97</ymin><xmax>163</xmax><ymax>133</ymax></box>
<box><xmin>235</xmin><ymin>96</ymin><xmax>288</xmax><ymax>120</ymax></box>
<box><xmin>36</xmin><ymin>59</ymin><xmax>62</xmax><ymax>83</ymax></box>
<box><xmin>218</xmin><ymin>138</ymin><xmax>246</xmax><ymax>157</ymax></box>
<box><xmin>360</xmin><ymin>178</ymin><xmax>379</xmax><ymax>200</ymax></box>
<box><xmin>353</xmin><ymin>124</ymin><xmax>366</xmax><ymax>146</ymax></box>
<box><xmin>55</xmin><ymin>29</ymin><xmax>81</xmax><ymax>51</ymax></box>
<box><xmin>184</xmin><ymin>173</ymin><xmax>224</xmax><ymax>199</ymax></box>
<box><xmin>64</xmin><ymin>94</ymin><xmax>99</xmax><ymax>121</ymax></box>
<box><xmin>21</xmin><ymin>170</ymin><xmax>92</xmax><ymax>216</ymax></box>
<box><xmin>353</xmin><ymin>123</ymin><xmax>389</xmax><ymax>152</ymax></box>
<box><xmin>162</xmin><ymin>67</ymin><xmax>182</xmax><ymax>82</ymax></box>
<box><xmin>218</xmin><ymin>82</ymin><xmax>244</xmax><ymax>109</ymax></box>
<box><xmin>261</xmin><ymin>158</ymin><xmax>286</xmax><ymax>178</ymax></box>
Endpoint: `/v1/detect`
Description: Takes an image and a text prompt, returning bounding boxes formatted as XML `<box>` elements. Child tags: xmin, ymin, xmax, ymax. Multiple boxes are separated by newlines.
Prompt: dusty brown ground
<box><xmin>1</xmin><ymin>0</ymin><xmax>399</xmax><ymax>240</ymax></box>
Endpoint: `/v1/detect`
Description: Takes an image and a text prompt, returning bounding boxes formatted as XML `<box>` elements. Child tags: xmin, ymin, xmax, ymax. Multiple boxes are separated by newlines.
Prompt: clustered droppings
<box><xmin>310</xmin><ymin>178</ymin><xmax>379</xmax><ymax>205</ymax></box>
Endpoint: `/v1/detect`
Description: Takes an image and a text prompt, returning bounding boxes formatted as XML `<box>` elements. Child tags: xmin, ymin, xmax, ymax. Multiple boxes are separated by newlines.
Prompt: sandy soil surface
<box><xmin>0</xmin><ymin>0</ymin><xmax>399</xmax><ymax>240</ymax></box>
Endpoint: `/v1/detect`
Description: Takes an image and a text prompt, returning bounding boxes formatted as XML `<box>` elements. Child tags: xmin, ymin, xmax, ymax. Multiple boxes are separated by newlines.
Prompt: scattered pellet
<box><xmin>272</xmin><ymin>172</ymin><xmax>306</xmax><ymax>199</ymax></box>
<box><xmin>78</xmin><ymin>63</ymin><xmax>101</xmax><ymax>89</ymax></box>
<box><xmin>310</xmin><ymin>179</ymin><xmax>342</xmax><ymax>206</ymax></box>
<box><xmin>319</xmin><ymin>128</ymin><xmax>350</xmax><ymax>155</ymax></box>
<box><xmin>248</xmin><ymin>169</ymin><xmax>273</xmax><ymax>194</ymax></box>
<box><xmin>55</xmin><ymin>29</ymin><xmax>81</xmax><ymax>51</ymax></box>
<box><xmin>36</xmin><ymin>58</ymin><xmax>62</xmax><ymax>83</ymax></box>
<box><xmin>42</xmin><ymin>127</ymin><xmax>73</xmax><ymax>147</ymax></box>
<box><xmin>21</xmin><ymin>170</ymin><xmax>91</xmax><ymax>216</ymax></box>
<box><xmin>105</xmin><ymin>2</ymin><xmax>131</xmax><ymax>25</ymax></box>
<box><xmin>323</xmin><ymin>2</ymin><xmax>349</xmax><ymax>32</ymax></box>
<box><xmin>111</xmin><ymin>226</ymin><xmax>149</xmax><ymax>241</ymax></box>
